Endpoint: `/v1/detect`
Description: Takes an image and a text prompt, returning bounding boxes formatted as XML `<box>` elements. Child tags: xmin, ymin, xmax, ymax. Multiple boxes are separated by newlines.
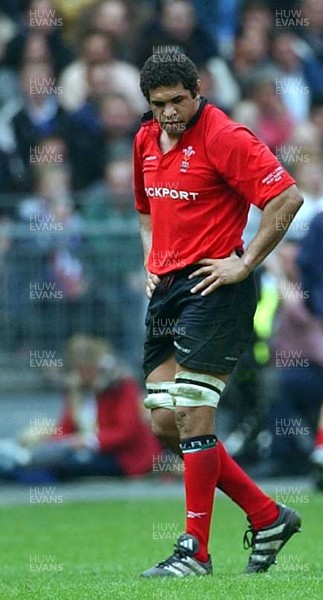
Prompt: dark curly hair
<box><xmin>140</xmin><ymin>53</ymin><xmax>199</xmax><ymax>102</ymax></box>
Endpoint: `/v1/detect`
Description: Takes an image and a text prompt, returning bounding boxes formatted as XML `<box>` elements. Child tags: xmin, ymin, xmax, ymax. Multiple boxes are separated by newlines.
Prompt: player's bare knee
<box><xmin>151</xmin><ymin>408</ymin><xmax>175</xmax><ymax>438</ymax></box>
<box><xmin>175</xmin><ymin>405</ymin><xmax>215</xmax><ymax>437</ymax></box>
<box><xmin>174</xmin><ymin>409</ymin><xmax>188</xmax><ymax>433</ymax></box>
<box><xmin>151</xmin><ymin>417</ymin><xmax>167</xmax><ymax>439</ymax></box>
<box><xmin>169</xmin><ymin>370</ymin><xmax>225</xmax><ymax>437</ymax></box>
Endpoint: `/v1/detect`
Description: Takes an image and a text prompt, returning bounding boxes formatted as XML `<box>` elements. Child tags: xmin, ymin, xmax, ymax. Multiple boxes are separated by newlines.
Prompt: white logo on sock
<box><xmin>187</xmin><ymin>511</ymin><xmax>207</xmax><ymax>519</ymax></box>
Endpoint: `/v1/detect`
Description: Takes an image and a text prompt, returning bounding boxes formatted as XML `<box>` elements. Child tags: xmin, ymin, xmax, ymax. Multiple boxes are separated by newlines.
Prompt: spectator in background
<box><xmin>0</xmin><ymin>11</ymin><xmax>23</xmax><ymax>194</ymax></box>
<box><xmin>0</xmin><ymin>11</ymin><xmax>20</xmax><ymax>107</ymax></box>
<box><xmin>274</xmin><ymin>125</ymin><xmax>323</xmax><ymax>231</ymax></box>
<box><xmin>229</xmin><ymin>26</ymin><xmax>270</xmax><ymax>96</ymax></box>
<box><xmin>239</xmin><ymin>1</ymin><xmax>273</xmax><ymax>38</ymax></box>
<box><xmin>297</xmin><ymin>211</ymin><xmax>323</xmax><ymax>487</ymax></box>
<box><xmin>310</xmin><ymin>100</ymin><xmax>323</xmax><ymax>151</ymax></box>
<box><xmin>65</xmin><ymin>60</ymin><xmax>141</xmax><ymax>190</ymax></box>
<box><xmin>99</xmin><ymin>92</ymin><xmax>138</xmax><ymax>161</ymax></box>
<box><xmin>290</xmin><ymin>157</ymin><xmax>323</xmax><ymax>226</ymax></box>
<box><xmin>33</xmin><ymin>129</ymin><xmax>69</xmax><ymax>165</ymax></box>
<box><xmin>191</xmin><ymin>0</ymin><xmax>239</xmax><ymax>58</ymax></box>
<box><xmin>230</xmin><ymin>74</ymin><xmax>295</xmax><ymax>153</ymax></box>
<box><xmin>297</xmin><ymin>0</ymin><xmax>323</xmax><ymax>101</ymax></box>
<box><xmin>268</xmin><ymin>32</ymin><xmax>312</xmax><ymax>123</ymax></box>
<box><xmin>59</xmin><ymin>29</ymin><xmax>113</xmax><ymax>113</ymax></box>
<box><xmin>0</xmin><ymin>335</ymin><xmax>161</xmax><ymax>481</ymax></box>
<box><xmin>20</xmin><ymin>29</ymin><xmax>52</xmax><ymax>63</ymax></box>
<box><xmin>203</xmin><ymin>57</ymin><xmax>240</xmax><ymax>114</ymax></box>
<box><xmin>136</xmin><ymin>0</ymin><xmax>218</xmax><ymax>69</ymax></box>
<box><xmin>86</xmin><ymin>0</ymin><xmax>138</xmax><ymax>64</ymax></box>
<box><xmin>59</xmin><ymin>29</ymin><xmax>145</xmax><ymax>114</ymax></box>
<box><xmin>312</xmin><ymin>404</ymin><xmax>323</xmax><ymax>490</ymax></box>
<box><xmin>290</xmin><ymin>118</ymin><xmax>321</xmax><ymax>155</ymax></box>
<box><xmin>232</xmin><ymin>98</ymin><xmax>260</xmax><ymax>135</ymax></box>
<box><xmin>52</xmin><ymin>0</ymin><xmax>96</xmax><ymax>41</ymax></box>
<box><xmin>0</xmin><ymin>1</ymin><xmax>23</xmax><ymax>23</ymax></box>
<box><xmin>0</xmin><ymin>215</ymin><xmax>11</xmax><ymax>268</ymax></box>
<box><xmin>62</xmin><ymin>55</ymin><xmax>140</xmax><ymax>191</ymax></box>
<box><xmin>192</xmin><ymin>0</ymin><xmax>272</xmax><ymax>61</ymax></box>
<box><xmin>298</xmin><ymin>210</ymin><xmax>323</xmax><ymax>323</ymax></box>
<box><xmin>248</xmin><ymin>75</ymin><xmax>295</xmax><ymax>152</ymax></box>
<box><xmin>0</xmin><ymin>150</ymin><xmax>13</xmax><ymax>197</ymax></box>
<box><xmin>81</xmin><ymin>154</ymin><xmax>146</xmax><ymax>369</ymax></box>
<box><xmin>82</xmin><ymin>154</ymin><xmax>135</xmax><ymax>222</ymax></box>
<box><xmin>64</xmin><ymin>59</ymin><xmax>107</xmax><ymax>190</ymax></box>
<box><xmin>195</xmin><ymin>65</ymin><xmax>221</xmax><ymax>108</ymax></box>
<box><xmin>9</xmin><ymin>60</ymin><xmax>68</xmax><ymax>192</ymax></box>
<box><xmin>268</xmin><ymin>0</ymin><xmax>298</xmax><ymax>14</ymax></box>
<box><xmin>4</xmin><ymin>0</ymin><xmax>74</xmax><ymax>76</ymax></box>
<box><xmin>256</xmin><ymin>237</ymin><xmax>323</xmax><ymax>476</ymax></box>
<box><xmin>242</xmin><ymin>161</ymin><xmax>323</xmax><ymax>334</ymax></box>
<box><xmin>284</xmin><ymin>118</ymin><xmax>323</xmax><ymax>221</ymax></box>
<box><xmin>6</xmin><ymin>164</ymin><xmax>87</xmax><ymax>351</ymax></box>
<box><xmin>2</xmin><ymin>44</ymin><xmax>112</xmax><ymax>195</ymax></box>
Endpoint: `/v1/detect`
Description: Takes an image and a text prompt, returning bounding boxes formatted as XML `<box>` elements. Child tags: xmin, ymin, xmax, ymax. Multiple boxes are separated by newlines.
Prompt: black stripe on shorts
<box><xmin>175</xmin><ymin>377</ymin><xmax>223</xmax><ymax>396</ymax></box>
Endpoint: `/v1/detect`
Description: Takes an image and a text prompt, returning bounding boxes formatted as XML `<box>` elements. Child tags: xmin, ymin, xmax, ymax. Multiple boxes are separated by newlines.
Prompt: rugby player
<box><xmin>134</xmin><ymin>52</ymin><xmax>303</xmax><ymax>577</ymax></box>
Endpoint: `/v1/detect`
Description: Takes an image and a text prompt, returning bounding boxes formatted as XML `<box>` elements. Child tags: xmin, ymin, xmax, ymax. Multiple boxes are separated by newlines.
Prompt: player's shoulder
<box><xmin>203</xmin><ymin>103</ymin><xmax>260</xmax><ymax>146</ymax></box>
<box><xmin>203</xmin><ymin>103</ymin><xmax>233</xmax><ymax>132</ymax></box>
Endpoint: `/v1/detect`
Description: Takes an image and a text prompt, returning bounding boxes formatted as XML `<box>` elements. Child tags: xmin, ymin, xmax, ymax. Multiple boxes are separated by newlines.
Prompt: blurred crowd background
<box><xmin>0</xmin><ymin>0</ymin><xmax>323</xmax><ymax>484</ymax></box>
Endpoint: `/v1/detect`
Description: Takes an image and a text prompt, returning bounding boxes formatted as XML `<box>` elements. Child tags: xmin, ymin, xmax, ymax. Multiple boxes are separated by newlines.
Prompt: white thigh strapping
<box><xmin>144</xmin><ymin>382</ymin><xmax>175</xmax><ymax>410</ymax></box>
<box><xmin>168</xmin><ymin>371</ymin><xmax>226</xmax><ymax>408</ymax></box>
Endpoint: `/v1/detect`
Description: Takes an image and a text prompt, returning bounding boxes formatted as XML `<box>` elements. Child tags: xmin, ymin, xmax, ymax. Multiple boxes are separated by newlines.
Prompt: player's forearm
<box><xmin>242</xmin><ymin>184</ymin><xmax>303</xmax><ymax>272</ymax></box>
<box><xmin>138</xmin><ymin>213</ymin><xmax>152</xmax><ymax>268</ymax></box>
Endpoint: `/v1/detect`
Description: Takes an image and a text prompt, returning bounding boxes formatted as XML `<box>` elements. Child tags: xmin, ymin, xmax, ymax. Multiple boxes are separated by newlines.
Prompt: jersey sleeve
<box><xmin>133</xmin><ymin>131</ymin><xmax>150</xmax><ymax>214</ymax></box>
<box><xmin>206</xmin><ymin>122</ymin><xmax>296</xmax><ymax>209</ymax></box>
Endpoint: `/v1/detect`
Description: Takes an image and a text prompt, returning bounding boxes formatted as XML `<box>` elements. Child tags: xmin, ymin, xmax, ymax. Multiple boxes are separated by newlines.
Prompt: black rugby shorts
<box><xmin>143</xmin><ymin>265</ymin><xmax>257</xmax><ymax>378</ymax></box>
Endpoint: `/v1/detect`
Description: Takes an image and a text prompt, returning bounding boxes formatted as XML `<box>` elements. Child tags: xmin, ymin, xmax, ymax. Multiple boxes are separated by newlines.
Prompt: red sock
<box><xmin>216</xmin><ymin>440</ymin><xmax>279</xmax><ymax>530</ymax></box>
<box><xmin>314</xmin><ymin>428</ymin><xmax>323</xmax><ymax>447</ymax></box>
<box><xmin>181</xmin><ymin>436</ymin><xmax>220</xmax><ymax>563</ymax></box>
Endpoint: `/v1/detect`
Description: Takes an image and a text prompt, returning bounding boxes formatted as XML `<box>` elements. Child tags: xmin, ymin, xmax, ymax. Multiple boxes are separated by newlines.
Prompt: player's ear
<box><xmin>194</xmin><ymin>79</ymin><xmax>202</xmax><ymax>98</ymax></box>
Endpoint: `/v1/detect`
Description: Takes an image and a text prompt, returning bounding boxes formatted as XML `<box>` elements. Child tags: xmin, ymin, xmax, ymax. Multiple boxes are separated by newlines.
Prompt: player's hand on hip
<box><xmin>188</xmin><ymin>252</ymin><xmax>251</xmax><ymax>296</ymax></box>
<box><xmin>146</xmin><ymin>271</ymin><xmax>161</xmax><ymax>298</ymax></box>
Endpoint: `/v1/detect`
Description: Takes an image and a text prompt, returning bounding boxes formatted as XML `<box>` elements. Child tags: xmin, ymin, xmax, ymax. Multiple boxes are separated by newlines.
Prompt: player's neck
<box><xmin>159</xmin><ymin>130</ymin><xmax>181</xmax><ymax>154</ymax></box>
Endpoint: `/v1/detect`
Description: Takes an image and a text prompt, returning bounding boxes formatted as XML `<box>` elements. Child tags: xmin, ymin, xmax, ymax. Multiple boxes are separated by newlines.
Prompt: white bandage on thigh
<box><xmin>144</xmin><ymin>382</ymin><xmax>175</xmax><ymax>410</ymax></box>
<box><xmin>168</xmin><ymin>371</ymin><xmax>226</xmax><ymax>408</ymax></box>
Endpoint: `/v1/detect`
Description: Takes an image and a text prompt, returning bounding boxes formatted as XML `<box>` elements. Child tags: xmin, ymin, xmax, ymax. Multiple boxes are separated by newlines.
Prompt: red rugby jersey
<box><xmin>134</xmin><ymin>99</ymin><xmax>295</xmax><ymax>276</ymax></box>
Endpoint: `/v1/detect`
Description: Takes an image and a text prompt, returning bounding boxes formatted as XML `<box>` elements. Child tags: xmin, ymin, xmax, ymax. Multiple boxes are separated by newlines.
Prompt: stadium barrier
<box><xmin>0</xmin><ymin>194</ymin><xmax>146</xmax><ymax>380</ymax></box>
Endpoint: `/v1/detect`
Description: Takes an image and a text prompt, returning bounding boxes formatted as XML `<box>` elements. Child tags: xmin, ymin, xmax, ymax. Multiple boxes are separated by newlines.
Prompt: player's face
<box><xmin>149</xmin><ymin>81</ymin><xmax>201</xmax><ymax>137</ymax></box>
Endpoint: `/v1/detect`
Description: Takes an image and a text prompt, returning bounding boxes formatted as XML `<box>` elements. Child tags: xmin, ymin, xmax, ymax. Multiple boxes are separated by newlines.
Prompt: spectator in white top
<box><xmin>59</xmin><ymin>29</ymin><xmax>145</xmax><ymax>114</ymax></box>
<box><xmin>269</xmin><ymin>32</ymin><xmax>312</xmax><ymax>123</ymax></box>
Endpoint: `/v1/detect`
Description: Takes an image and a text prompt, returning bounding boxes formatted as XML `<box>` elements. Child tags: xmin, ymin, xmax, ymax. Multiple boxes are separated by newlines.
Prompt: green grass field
<box><xmin>0</xmin><ymin>492</ymin><xmax>322</xmax><ymax>600</ymax></box>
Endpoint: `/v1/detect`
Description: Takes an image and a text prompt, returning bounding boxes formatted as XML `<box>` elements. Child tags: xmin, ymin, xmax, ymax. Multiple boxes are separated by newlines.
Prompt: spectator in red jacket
<box><xmin>54</xmin><ymin>334</ymin><xmax>162</xmax><ymax>477</ymax></box>
<box><xmin>0</xmin><ymin>335</ymin><xmax>161</xmax><ymax>481</ymax></box>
